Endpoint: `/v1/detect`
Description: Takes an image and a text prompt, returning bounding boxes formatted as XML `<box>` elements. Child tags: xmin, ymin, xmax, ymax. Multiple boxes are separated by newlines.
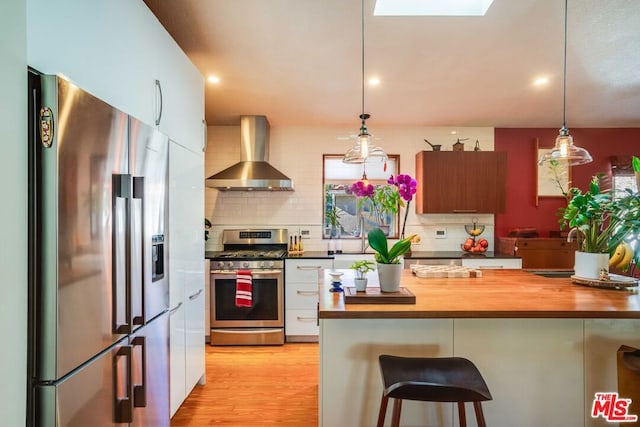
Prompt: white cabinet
<box><xmin>332</xmin><ymin>253</ymin><xmax>376</xmax><ymax>269</ymax></box>
<box><xmin>27</xmin><ymin>0</ymin><xmax>204</xmax><ymax>153</ymax></box>
<box><xmin>154</xmin><ymin>63</ymin><xmax>205</xmax><ymax>153</ymax></box>
<box><xmin>285</xmin><ymin>258</ymin><xmax>333</xmax><ymax>342</ymax></box>
<box><xmin>169</xmin><ymin>142</ymin><xmax>205</xmax><ymax>416</ymax></box>
<box><xmin>461</xmin><ymin>257</ymin><xmax>522</xmax><ymax>269</ymax></box>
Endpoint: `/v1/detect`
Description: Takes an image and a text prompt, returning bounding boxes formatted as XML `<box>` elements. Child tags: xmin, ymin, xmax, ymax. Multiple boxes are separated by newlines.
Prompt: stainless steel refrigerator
<box><xmin>27</xmin><ymin>70</ymin><xmax>170</xmax><ymax>426</ymax></box>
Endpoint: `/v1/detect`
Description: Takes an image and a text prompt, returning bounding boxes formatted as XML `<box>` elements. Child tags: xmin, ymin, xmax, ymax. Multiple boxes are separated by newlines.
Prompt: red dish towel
<box><xmin>235</xmin><ymin>270</ymin><xmax>253</xmax><ymax>308</ymax></box>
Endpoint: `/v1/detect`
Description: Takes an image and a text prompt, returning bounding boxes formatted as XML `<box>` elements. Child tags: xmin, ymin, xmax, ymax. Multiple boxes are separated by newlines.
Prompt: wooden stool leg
<box><xmin>474</xmin><ymin>402</ymin><xmax>487</xmax><ymax>427</ymax></box>
<box><xmin>391</xmin><ymin>399</ymin><xmax>402</xmax><ymax>427</ymax></box>
<box><xmin>376</xmin><ymin>394</ymin><xmax>389</xmax><ymax>427</ymax></box>
<box><xmin>457</xmin><ymin>402</ymin><xmax>467</xmax><ymax>427</ymax></box>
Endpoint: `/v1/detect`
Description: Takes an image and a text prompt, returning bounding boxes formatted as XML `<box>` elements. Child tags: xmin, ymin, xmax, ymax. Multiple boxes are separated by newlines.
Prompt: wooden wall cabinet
<box><xmin>497</xmin><ymin>237</ymin><xmax>577</xmax><ymax>269</ymax></box>
<box><xmin>415</xmin><ymin>151</ymin><xmax>507</xmax><ymax>214</ymax></box>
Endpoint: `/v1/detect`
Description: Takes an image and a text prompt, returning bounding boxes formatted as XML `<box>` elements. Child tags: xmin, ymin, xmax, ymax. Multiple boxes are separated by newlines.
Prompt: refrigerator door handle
<box><xmin>114</xmin><ymin>345</ymin><xmax>133</xmax><ymax>423</ymax></box>
<box><xmin>113</xmin><ymin>174</ymin><xmax>132</xmax><ymax>334</ymax></box>
<box><xmin>189</xmin><ymin>289</ymin><xmax>204</xmax><ymax>300</ymax></box>
<box><xmin>132</xmin><ymin>336</ymin><xmax>147</xmax><ymax>408</ymax></box>
<box><xmin>155</xmin><ymin>79</ymin><xmax>163</xmax><ymax>126</ymax></box>
<box><xmin>132</xmin><ymin>176</ymin><xmax>145</xmax><ymax>326</ymax></box>
<box><xmin>169</xmin><ymin>302</ymin><xmax>183</xmax><ymax>315</ymax></box>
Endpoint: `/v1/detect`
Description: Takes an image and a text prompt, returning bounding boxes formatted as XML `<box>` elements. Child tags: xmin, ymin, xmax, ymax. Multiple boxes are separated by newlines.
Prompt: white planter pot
<box><xmin>574</xmin><ymin>251</ymin><xmax>609</xmax><ymax>280</ymax></box>
<box><xmin>354</xmin><ymin>278</ymin><xmax>368</xmax><ymax>292</ymax></box>
<box><xmin>376</xmin><ymin>263</ymin><xmax>403</xmax><ymax>293</ymax></box>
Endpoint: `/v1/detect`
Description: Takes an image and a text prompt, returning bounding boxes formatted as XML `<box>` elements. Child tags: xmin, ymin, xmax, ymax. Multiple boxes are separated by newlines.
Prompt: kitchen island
<box><xmin>318</xmin><ymin>269</ymin><xmax>640</xmax><ymax>427</ymax></box>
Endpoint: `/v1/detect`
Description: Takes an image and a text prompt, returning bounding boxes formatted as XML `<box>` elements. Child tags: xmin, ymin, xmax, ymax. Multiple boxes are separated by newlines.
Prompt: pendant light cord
<box><xmin>562</xmin><ymin>0</ymin><xmax>568</xmax><ymax>129</ymax></box>
<box><xmin>361</xmin><ymin>0</ymin><xmax>365</xmax><ymax>121</ymax></box>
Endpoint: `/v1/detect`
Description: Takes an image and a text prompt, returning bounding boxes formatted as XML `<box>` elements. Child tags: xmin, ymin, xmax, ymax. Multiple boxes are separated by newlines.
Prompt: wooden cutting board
<box><xmin>344</xmin><ymin>287</ymin><xmax>416</xmax><ymax>304</ymax></box>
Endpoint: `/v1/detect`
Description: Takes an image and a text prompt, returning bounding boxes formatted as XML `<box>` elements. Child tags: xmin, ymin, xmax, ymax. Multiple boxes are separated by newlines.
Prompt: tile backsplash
<box><xmin>205</xmin><ymin>125</ymin><xmax>496</xmax><ymax>253</ymax></box>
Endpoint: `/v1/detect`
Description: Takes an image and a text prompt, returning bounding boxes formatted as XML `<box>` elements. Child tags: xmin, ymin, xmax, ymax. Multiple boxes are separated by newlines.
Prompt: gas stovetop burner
<box><xmin>217</xmin><ymin>249</ymin><xmax>286</xmax><ymax>260</ymax></box>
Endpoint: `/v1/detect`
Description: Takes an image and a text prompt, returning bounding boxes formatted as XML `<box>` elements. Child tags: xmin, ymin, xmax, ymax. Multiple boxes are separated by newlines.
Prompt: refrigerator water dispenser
<box><xmin>152</xmin><ymin>234</ymin><xmax>165</xmax><ymax>281</ymax></box>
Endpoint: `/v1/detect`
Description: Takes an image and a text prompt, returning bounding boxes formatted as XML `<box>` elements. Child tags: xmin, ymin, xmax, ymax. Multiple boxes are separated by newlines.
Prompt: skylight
<box><xmin>374</xmin><ymin>0</ymin><xmax>494</xmax><ymax>16</ymax></box>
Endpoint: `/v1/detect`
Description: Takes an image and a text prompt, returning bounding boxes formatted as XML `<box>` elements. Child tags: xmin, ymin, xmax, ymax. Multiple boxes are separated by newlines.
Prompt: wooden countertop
<box><xmin>318</xmin><ymin>269</ymin><xmax>640</xmax><ymax>319</ymax></box>
<box><xmin>406</xmin><ymin>251</ymin><xmax>519</xmax><ymax>260</ymax></box>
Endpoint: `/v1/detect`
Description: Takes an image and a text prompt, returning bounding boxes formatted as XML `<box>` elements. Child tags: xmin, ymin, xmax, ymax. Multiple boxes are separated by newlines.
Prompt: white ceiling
<box><xmin>144</xmin><ymin>0</ymin><xmax>640</xmax><ymax>129</ymax></box>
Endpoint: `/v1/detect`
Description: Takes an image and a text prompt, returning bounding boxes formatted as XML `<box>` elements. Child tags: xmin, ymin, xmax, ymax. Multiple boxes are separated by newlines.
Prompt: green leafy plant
<box><xmin>367</xmin><ymin>227</ymin><xmax>416</xmax><ymax>264</ymax></box>
<box><xmin>560</xmin><ymin>172</ymin><xmax>640</xmax><ymax>265</ymax></box>
<box><xmin>325</xmin><ymin>205</ymin><xmax>344</xmax><ymax>235</ymax></box>
<box><xmin>204</xmin><ymin>218</ymin><xmax>212</xmax><ymax>241</ymax></box>
<box><xmin>349</xmin><ymin>260</ymin><xmax>375</xmax><ymax>279</ymax></box>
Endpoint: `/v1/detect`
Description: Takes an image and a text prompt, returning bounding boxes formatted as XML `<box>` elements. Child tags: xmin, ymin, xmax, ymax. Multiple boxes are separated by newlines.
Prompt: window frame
<box><xmin>322</xmin><ymin>154</ymin><xmax>401</xmax><ymax>239</ymax></box>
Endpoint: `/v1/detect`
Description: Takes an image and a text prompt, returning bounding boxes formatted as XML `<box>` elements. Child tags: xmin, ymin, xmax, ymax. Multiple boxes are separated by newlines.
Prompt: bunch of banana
<box><xmin>609</xmin><ymin>242</ymin><xmax>634</xmax><ymax>270</ymax></box>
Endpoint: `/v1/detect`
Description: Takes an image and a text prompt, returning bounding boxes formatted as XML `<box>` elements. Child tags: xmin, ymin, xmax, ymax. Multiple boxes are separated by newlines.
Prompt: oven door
<box><xmin>210</xmin><ymin>269</ymin><xmax>283</xmax><ymax>328</ymax></box>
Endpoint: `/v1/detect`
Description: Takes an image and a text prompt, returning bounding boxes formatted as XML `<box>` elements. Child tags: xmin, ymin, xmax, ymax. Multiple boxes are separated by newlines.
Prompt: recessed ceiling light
<box><xmin>368</xmin><ymin>77</ymin><xmax>381</xmax><ymax>86</ymax></box>
<box><xmin>533</xmin><ymin>76</ymin><xmax>549</xmax><ymax>86</ymax></box>
<box><xmin>207</xmin><ymin>75</ymin><xmax>221</xmax><ymax>84</ymax></box>
<box><xmin>450</xmin><ymin>130</ymin><xmax>457</xmax><ymax>135</ymax></box>
<box><xmin>374</xmin><ymin>0</ymin><xmax>494</xmax><ymax>16</ymax></box>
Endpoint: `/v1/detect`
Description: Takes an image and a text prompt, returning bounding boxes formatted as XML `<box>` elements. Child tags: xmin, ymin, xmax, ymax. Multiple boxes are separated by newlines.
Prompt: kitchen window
<box><xmin>322</xmin><ymin>154</ymin><xmax>400</xmax><ymax>239</ymax></box>
<box><xmin>611</xmin><ymin>156</ymin><xmax>638</xmax><ymax>200</ymax></box>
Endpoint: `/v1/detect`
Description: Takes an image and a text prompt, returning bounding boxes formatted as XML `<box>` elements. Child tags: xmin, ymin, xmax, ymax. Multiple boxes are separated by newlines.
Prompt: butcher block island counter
<box><xmin>318</xmin><ymin>269</ymin><xmax>640</xmax><ymax>427</ymax></box>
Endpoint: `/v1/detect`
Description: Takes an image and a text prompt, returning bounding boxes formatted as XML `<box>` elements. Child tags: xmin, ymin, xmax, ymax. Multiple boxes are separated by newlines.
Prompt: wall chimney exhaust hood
<box><xmin>205</xmin><ymin>116</ymin><xmax>294</xmax><ymax>191</ymax></box>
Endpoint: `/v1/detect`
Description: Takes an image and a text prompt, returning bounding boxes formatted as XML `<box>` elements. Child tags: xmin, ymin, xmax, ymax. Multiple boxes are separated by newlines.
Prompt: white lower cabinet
<box><xmin>285</xmin><ymin>258</ymin><xmax>333</xmax><ymax>342</ymax></box>
<box><xmin>169</xmin><ymin>299</ymin><xmax>186</xmax><ymax>416</ymax></box>
<box><xmin>169</xmin><ymin>142</ymin><xmax>205</xmax><ymax>416</ymax></box>
<box><xmin>461</xmin><ymin>257</ymin><xmax>522</xmax><ymax>269</ymax></box>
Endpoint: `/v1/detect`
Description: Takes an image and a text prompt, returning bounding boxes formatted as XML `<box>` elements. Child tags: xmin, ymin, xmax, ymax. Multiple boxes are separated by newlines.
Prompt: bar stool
<box><xmin>377</xmin><ymin>354</ymin><xmax>492</xmax><ymax>427</ymax></box>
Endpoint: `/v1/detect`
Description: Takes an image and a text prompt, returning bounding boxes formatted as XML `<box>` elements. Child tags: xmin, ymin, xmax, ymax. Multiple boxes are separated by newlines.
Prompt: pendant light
<box><xmin>343</xmin><ymin>0</ymin><xmax>387</xmax><ymax>164</ymax></box>
<box><xmin>539</xmin><ymin>0</ymin><xmax>592</xmax><ymax>166</ymax></box>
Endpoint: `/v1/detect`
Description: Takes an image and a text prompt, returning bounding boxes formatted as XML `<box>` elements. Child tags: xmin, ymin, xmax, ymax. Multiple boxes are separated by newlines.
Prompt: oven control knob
<box><xmin>226</xmin><ymin>261</ymin><xmax>234</xmax><ymax>269</ymax></box>
<box><xmin>268</xmin><ymin>261</ymin><xmax>275</xmax><ymax>268</ymax></box>
<box><xmin>242</xmin><ymin>261</ymin><xmax>250</xmax><ymax>268</ymax></box>
<box><xmin>217</xmin><ymin>261</ymin><xmax>225</xmax><ymax>268</ymax></box>
<box><xmin>259</xmin><ymin>261</ymin><xmax>266</xmax><ymax>268</ymax></box>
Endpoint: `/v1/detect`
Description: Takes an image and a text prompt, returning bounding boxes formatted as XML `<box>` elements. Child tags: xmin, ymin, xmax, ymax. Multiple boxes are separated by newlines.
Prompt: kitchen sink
<box><xmin>528</xmin><ymin>270</ymin><xmax>574</xmax><ymax>278</ymax></box>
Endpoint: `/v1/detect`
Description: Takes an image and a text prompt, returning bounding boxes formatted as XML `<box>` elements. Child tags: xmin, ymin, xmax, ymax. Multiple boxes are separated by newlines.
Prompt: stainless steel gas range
<box><xmin>208</xmin><ymin>229</ymin><xmax>288</xmax><ymax>345</ymax></box>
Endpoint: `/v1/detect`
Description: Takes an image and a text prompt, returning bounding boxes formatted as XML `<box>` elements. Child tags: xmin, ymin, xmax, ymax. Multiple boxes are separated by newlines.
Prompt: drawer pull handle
<box><xmin>297</xmin><ymin>290</ymin><xmax>318</xmax><ymax>296</ymax></box>
<box><xmin>297</xmin><ymin>316</ymin><xmax>316</xmax><ymax>322</ymax></box>
<box><xmin>297</xmin><ymin>266</ymin><xmax>323</xmax><ymax>270</ymax></box>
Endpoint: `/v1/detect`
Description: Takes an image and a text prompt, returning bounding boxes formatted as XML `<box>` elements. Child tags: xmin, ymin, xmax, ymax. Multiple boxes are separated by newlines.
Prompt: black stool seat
<box><xmin>377</xmin><ymin>355</ymin><xmax>492</xmax><ymax>427</ymax></box>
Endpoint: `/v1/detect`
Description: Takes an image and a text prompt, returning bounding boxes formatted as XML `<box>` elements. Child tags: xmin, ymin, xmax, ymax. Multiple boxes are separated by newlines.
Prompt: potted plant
<box><xmin>367</xmin><ymin>227</ymin><xmax>416</xmax><ymax>292</ymax></box>
<box><xmin>560</xmin><ymin>171</ymin><xmax>640</xmax><ymax>279</ymax></box>
<box><xmin>350</xmin><ymin>260</ymin><xmax>375</xmax><ymax>292</ymax></box>
<box><xmin>204</xmin><ymin>218</ymin><xmax>212</xmax><ymax>241</ymax></box>
<box><xmin>325</xmin><ymin>205</ymin><xmax>344</xmax><ymax>238</ymax></box>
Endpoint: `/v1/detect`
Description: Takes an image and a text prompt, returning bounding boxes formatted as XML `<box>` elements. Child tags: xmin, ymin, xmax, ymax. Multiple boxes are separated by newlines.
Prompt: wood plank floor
<box><xmin>171</xmin><ymin>343</ymin><xmax>319</xmax><ymax>426</ymax></box>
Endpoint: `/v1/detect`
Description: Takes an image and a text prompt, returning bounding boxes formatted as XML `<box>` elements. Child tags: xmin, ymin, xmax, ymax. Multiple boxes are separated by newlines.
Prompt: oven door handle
<box><xmin>211</xmin><ymin>270</ymin><xmax>282</xmax><ymax>278</ymax></box>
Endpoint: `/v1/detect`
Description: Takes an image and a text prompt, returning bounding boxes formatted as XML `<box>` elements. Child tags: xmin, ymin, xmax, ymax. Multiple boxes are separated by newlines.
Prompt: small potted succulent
<box><xmin>350</xmin><ymin>260</ymin><xmax>375</xmax><ymax>292</ymax></box>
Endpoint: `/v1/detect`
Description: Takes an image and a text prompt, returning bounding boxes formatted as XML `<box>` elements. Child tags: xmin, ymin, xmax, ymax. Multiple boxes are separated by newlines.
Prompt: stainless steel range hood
<box><xmin>206</xmin><ymin>116</ymin><xmax>293</xmax><ymax>191</ymax></box>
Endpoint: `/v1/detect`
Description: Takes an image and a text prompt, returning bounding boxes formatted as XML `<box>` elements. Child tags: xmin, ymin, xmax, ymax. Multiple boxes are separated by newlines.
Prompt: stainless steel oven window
<box><xmin>210</xmin><ymin>270</ymin><xmax>283</xmax><ymax>328</ymax></box>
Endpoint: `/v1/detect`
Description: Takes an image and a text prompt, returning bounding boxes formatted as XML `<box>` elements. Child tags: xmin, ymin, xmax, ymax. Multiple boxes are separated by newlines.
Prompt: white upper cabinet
<box><xmin>27</xmin><ymin>0</ymin><xmax>204</xmax><ymax>150</ymax></box>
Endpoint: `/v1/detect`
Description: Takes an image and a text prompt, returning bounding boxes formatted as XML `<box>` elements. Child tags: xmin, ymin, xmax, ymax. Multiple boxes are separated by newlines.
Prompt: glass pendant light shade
<box><xmin>539</xmin><ymin>126</ymin><xmax>593</xmax><ymax>166</ymax></box>
<box><xmin>343</xmin><ymin>0</ymin><xmax>388</xmax><ymax>165</ymax></box>
<box><xmin>538</xmin><ymin>0</ymin><xmax>592</xmax><ymax>167</ymax></box>
<box><xmin>343</xmin><ymin>139</ymin><xmax>387</xmax><ymax>164</ymax></box>
<box><xmin>343</xmin><ymin>116</ymin><xmax>387</xmax><ymax>164</ymax></box>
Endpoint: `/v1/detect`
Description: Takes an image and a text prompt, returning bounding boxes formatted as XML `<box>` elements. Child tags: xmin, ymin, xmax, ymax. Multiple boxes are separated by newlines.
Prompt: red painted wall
<box><xmin>494</xmin><ymin>128</ymin><xmax>640</xmax><ymax>238</ymax></box>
